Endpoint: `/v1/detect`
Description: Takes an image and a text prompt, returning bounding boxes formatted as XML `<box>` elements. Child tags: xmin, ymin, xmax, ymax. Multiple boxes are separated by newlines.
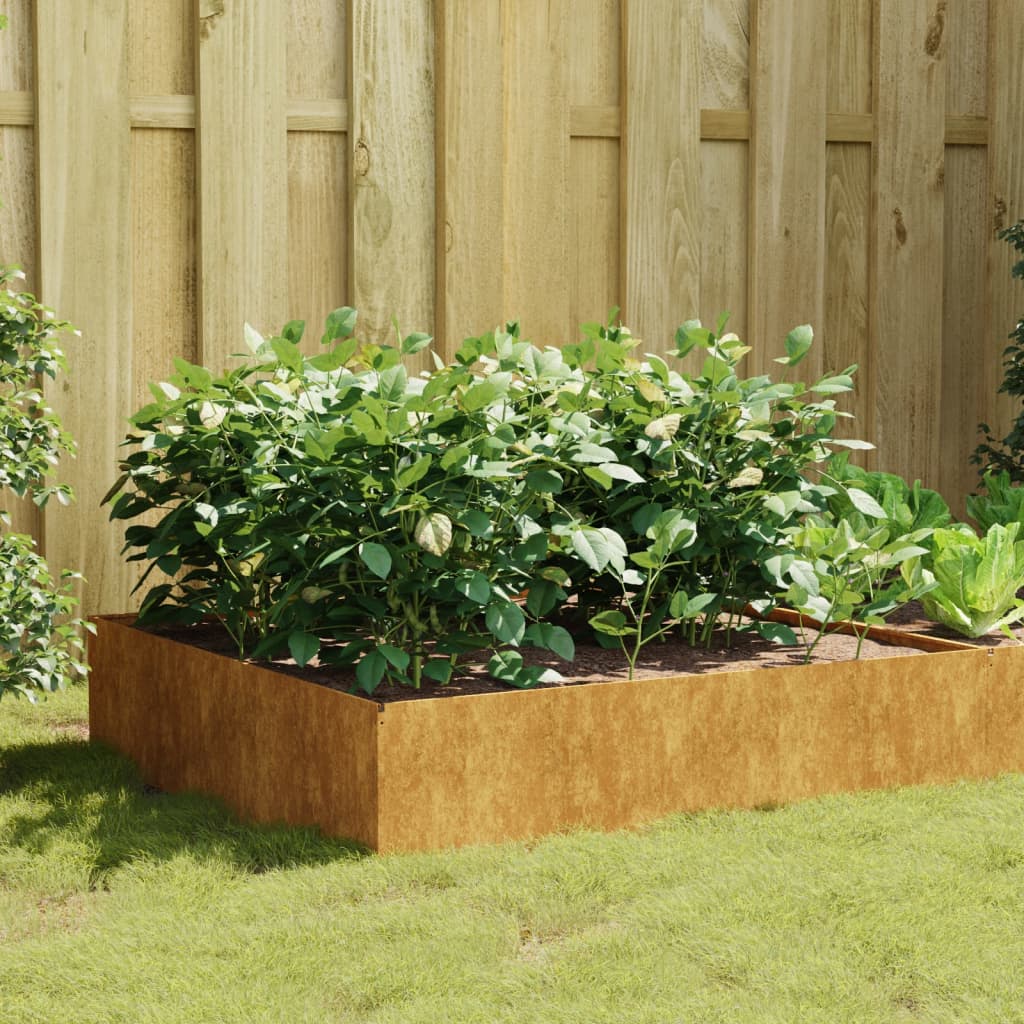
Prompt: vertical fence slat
<box><xmin>436</xmin><ymin>0</ymin><xmax>503</xmax><ymax>356</ymax></box>
<box><xmin>349</xmin><ymin>0</ymin><xmax>435</xmax><ymax>352</ymax></box>
<box><xmin>196</xmin><ymin>0</ymin><xmax>287</xmax><ymax>370</ymax></box>
<box><xmin>700</xmin><ymin>2</ymin><xmax>750</xmax><ymax>342</ymax></box>
<box><xmin>503</xmin><ymin>0</ymin><xmax>569</xmax><ymax>345</ymax></box>
<box><xmin>986</xmin><ymin>0</ymin><xmax>1024</xmax><ymax>464</ymax></box>
<box><xmin>622</xmin><ymin>0</ymin><xmax>700</xmax><ymax>348</ymax></box>
<box><xmin>824</xmin><ymin>0</ymin><xmax>873</xmax><ymax>452</ymax></box>
<box><xmin>569</xmin><ymin>0</ymin><xmax>619</xmax><ymax>333</ymax></box>
<box><xmin>939</xmin><ymin>0</ymin><xmax>988</xmax><ymax>509</ymax></box>
<box><xmin>871</xmin><ymin>0</ymin><xmax>946</xmax><ymax>488</ymax></box>
<box><xmin>749</xmin><ymin>0</ymin><xmax>827</xmax><ymax>373</ymax></box>
<box><xmin>36</xmin><ymin>0</ymin><xmax>133</xmax><ymax>613</ymax></box>
<box><xmin>0</xmin><ymin>0</ymin><xmax>38</xmax><ymax>537</ymax></box>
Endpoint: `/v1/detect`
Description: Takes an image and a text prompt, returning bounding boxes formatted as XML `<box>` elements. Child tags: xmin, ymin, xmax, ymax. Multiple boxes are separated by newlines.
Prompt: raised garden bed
<box><xmin>88</xmin><ymin>613</ymin><xmax>1021</xmax><ymax>853</ymax></box>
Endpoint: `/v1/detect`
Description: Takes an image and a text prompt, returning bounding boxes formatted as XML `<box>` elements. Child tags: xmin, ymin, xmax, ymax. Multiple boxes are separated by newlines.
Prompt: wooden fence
<box><xmin>0</xmin><ymin>0</ymin><xmax>1022</xmax><ymax>615</ymax></box>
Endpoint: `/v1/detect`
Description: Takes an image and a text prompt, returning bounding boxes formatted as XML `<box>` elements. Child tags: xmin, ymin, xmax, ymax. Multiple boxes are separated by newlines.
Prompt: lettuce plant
<box><xmin>901</xmin><ymin>524</ymin><xmax>1024</xmax><ymax>638</ymax></box>
<box><xmin>966</xmin><ymin>470</ymin><xmax>1024</xmax><ymax>533</ymax></box>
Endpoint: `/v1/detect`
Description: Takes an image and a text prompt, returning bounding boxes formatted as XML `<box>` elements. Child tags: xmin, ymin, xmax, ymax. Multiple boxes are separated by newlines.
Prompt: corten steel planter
<box><xmin>88</xmin><ymin>614</ymin><xmax>1019</xmax><ymax>853</ymax></box>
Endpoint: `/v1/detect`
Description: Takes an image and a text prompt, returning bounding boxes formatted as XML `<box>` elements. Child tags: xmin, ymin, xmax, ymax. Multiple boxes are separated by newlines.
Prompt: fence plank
<box><xmin>871</xmin><ymin>0</ymin><xmax>946</xmax><ymax>489</ymax></box>
<box><xmin>749</xmin><ymin>0</ymin><xmax>827</xmax><ymax>373</ymax></box>
<box><xmin>569</xmin><ymin>0</ymin><xmax>619</xmax><ymax>333</ymax></box>
<box><xmin>349</xmin><ymin>0</ymin><xmax>434</xmax><ymax>355</ymax></box>
<box><xmin>824</xmin><ymin>0</ymin><xmax>872</xmax><ymax>454</ymax></box>
<box><xmin>503</xmin><ymin>0</ymin><xmax>569</xmax><ymax>345</ymax></box>
<box><xmin>435</xmin><ymin>0</ymin><xmax>503</xmax><ymax>355</ymax></box>
<box><xmin>700</xmin><ymin>1</ymin><xmax>750</xmax><ymax>341</ymax></box>
<box><xmin>0</xmin><ymin>0</ymin><xmax>38</xmax><ymax>536</ymax></box>
<box><xmin>986</xmin><ymin>0</ymin><xmax>1024</xmax><ymax>467</ymax></box>
<box><xmin>622</xmin><ymin>0</ymin><xmax>701</xmax><ymax>349</ymax></box>
<box><xmin>36</xmin><ymin>0</ymin><xmax>134</xmax><ymax>613</ymax></box>
<box><xmin>196</xmin><ymin>0</ymin><xmax>287</xmax><ymax>370</ymax></box>
<box><xmin>939</xmin><ymin>0</ymin><xmax>988</xmax><ymax>509</ymax></box>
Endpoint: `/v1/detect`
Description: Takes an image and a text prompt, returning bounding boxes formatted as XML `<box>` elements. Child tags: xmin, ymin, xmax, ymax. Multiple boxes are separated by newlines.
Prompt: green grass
<box><xmin>3</xmin><ymin>686</ymin><xmax>1024</xmax><ymax>1022</ymax></box>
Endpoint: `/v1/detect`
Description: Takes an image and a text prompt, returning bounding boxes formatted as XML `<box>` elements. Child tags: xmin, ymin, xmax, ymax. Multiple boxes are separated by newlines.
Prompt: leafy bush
<box><xmin>975</xmin><ymin>219</ymin><xmax>1024</xmax><ymax>480</ymax></box>
<box><xmin>110</xmin><ymin>310</ymin><xmax>899</xmax><ymax>690</ymax></box>
<box><xmin>0</xmin><ymin>266</ymin><xmax>90</xmax><ymax>700</ymax></box>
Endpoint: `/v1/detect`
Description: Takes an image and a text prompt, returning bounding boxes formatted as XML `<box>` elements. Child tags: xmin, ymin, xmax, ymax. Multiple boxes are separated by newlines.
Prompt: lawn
<box><xmin>2</xmin><ymin>685</ymin><xmax>1024</xmax><ymax>1023</ymax></box>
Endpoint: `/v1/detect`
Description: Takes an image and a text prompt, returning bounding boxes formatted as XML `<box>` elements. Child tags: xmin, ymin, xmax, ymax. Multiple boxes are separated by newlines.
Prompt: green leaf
<box><xmin>525</xmin><ymin>579</ymin><xmax>560</xmax><ymax>617</ymax></box>
<box><xmin>525</xmin><ymin>468</ymin><xmax>563</xmax><ymax>494</ymax></box>
<box><xmin>359</xmin><ymin>542</ymin><xmax>392</xmax><ymax>579</ymax></box>
<box><xmin>523</xmin><ymin>622</ymin><xmax>575</xmax><ymax>662</ymax></box>
<box><xmin>270</xmin><ymin>336</ymin><xmax>304</xmax><ymax>374</ymax></box>
<box><xmin>401</xmin><ymin>331</ymin><xmax>433</xmax><ymax>355</ymax></box>
<box><xmin>287</xmin><ymin>631</ymin><xmax>320</xmax><ymax>667</ymax></box>
<box><xmin>356</xmin><ymin>650</ymin><xmax>386</xmax><ymax>694</ymax></box>
<box><xmin>378</xmin><ymin>644</ymin><xmax>410</xmax><ymax>672</ymax></box>
<box><xmin>422</xmin><ymin>659</ymin><xmax>453</xmax><ymax>684</ymax></box>
<box><xmin>597</xmin><ymin>462</ymin><xmax>645</xmax><ymax>485</ymax></box>
<box><xmin>458</xmin><ymin>510</ymin><xmax>491</xmax><ymax>537</ymax></box>
<box><xmin>485</xmin><ymin>601</ymin><xmax>526</xmax><ymax>645</ymax></box>
<box><xmin>588</xmin><ymin>610</ymin><xmax>633</xmax><ymax>637</ymax></box>
<box><xmin>376</xmin><ymin>364</ymin><xmax>407</xmax><ymax>403</ymax></box>
<box><xmin>782</xmin><ymin>324</ymin><xmax>813</xmax><ymax>366</ymax></box>
<box><xmin>454</xmin><ymin>571</ymin><xmax>491</xmax><ymax>605</ymax></box>
<box><xmin>846</xmin><ymin>486</ymin><xmax>887</xmax><ymax>519</ymax></box>
<box><xmin>321</xmin><ymin>307</ymin><xmax>357</xmax><ymax>344</ymax></box>
<box><xmin>397</xmin><ymin>455</ymin><xmax>432</xmax><ymax>489</ymax></box>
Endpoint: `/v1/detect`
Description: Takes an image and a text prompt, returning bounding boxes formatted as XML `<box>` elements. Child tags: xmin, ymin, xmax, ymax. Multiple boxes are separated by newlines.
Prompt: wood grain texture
<box><xmin>503</xmin><ymin>0</ymin><xmax>570</xmax><ymax>345</ymax></box>
<box><xmin>349</xmin><ymin>0</ymin><xmax>435</xmax><ymax>355</ymax></box>
<box><xmin>288</xmin><ymin>132</ymin><xmax>347</xmax><ymax>346</ymax></box>
<box><xmin>871</xmin><ymin>0</ymin><xmax>946</xmax><ymax>490</ymax></box>
<box><xmin>36</xmin><ymin>0</ymin><xmax>134</xmax><ymax>614</ymax></box>
<box><xmin>824</xmin><ymin>144</ymin><xmax>873</xmax><ymax>456</ymax></box>
<box><xmin>435</xmin><ymin>0</ymin><xmax>503</xmax><ymax>355</ymax></box>
<box><xmin>131</xmin><ymin>130</ymin><xmax>197</xmax><ymax>407</ymax></box>
<box><xmin>288</xmin><ymin>0</ymin><xmax>345</xmax><ymax>99</ymax></box>
<box><xmin>940</xmin><ymin>146</ymin><xmax>988</xmax><ymax>513</ymax></box>
<box><xmin>828</xmin><ymin>0</ymin><xmax>872</xmax><ymax>114</ymax></box>
<box><xmin>700</xmin><ymin>141</ymin><xmax>748</xmax><ymax>343</ymax></box>
<box><xmin>986</xmin><ymin>0</ymin><xmax>1024</xmax><ymax>453</ymax></box>
<box><xmin>824</xmin><ymin>0</ymin><xmax>872</xmax><ymax>458</ymax></box>
<box><xmin>568</xmin><ymin>0</ymin><xmax>619</xmax><ymax>334</ymax></box>
<box><xmin>0</xmin><ymin>0</ymin><xmax>33</xmax><ymax>91</ymax></box>
<box><xmin>749</xmin><ymin>0</ymin><xmax>827</xmax><ymax>374</ymax></box>
<box><xmin>701</xmin><ymin>0</ymin><xmax>750</xmax><ymax>109</ymax></box>
<box><xmin>0</xmin><ymin>125</ymin><xmax>39</xmax><ymax>537</ymax></box>
<box><xmin>623</xmin><ymin>0</ymin><xmax>701</xmax><ymax>348</ymax></box>
<box><xmin>196</xmin><ymin>0</ymin><xmax>287</xmax><ymax>369</ymax></box>
<box><xmin>128</xmin><ymin>0</ymin><xmax>193</xmax><ymax>94</ymax></box>
<box><xmin>946</xmin><ymin>0</ymin><xmax>987</xmax><ymax>117</ymax></box>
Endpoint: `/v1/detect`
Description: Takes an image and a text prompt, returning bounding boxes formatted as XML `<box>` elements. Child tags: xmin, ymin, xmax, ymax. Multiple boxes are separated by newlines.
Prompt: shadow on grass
<box><xmin>0</xmin><ymin>737</ymin><xmax>368</xmax><ymax>881</ymax></box>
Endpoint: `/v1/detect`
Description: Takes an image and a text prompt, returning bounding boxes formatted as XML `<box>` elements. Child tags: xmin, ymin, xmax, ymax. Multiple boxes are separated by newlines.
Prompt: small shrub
<box><xmin>0</xmin><ymin>266</ymin><xmax>90</xmax><ymax>700</ymax></box>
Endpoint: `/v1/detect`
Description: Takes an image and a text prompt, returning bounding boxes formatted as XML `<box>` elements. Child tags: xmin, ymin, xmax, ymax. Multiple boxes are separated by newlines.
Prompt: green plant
<box><xmin>822</xmin><ymin>452</ymin><xmax>950</xmax><ymax>543</ymax></box>
<box><xmin>107</xmin><ymin>312</ymin><xmax>585</xmax><ymax>692</ymax></box>
<box><xmin>966</xmin><ymin>469</ymin><xmax>1024</xmax><ymax>532</ymax></box>
<box><xmin>902</xmin><ymin>523</ymin><xmax>1024</xmax><ymax>638</ymax></box>
<box><xmin>975</xmin><ymin>218</ymin><xmax>1024</xmax><ymax>480</ymax></box>
<box><xmin>0</xmin><ymin>265</ymin><xmax>90</xmax><ymax>700</ymax></box>
<box><xmin>765</xmin><ymin>518</ymin><xmax>934</xmax><ymax>660</ymax></box>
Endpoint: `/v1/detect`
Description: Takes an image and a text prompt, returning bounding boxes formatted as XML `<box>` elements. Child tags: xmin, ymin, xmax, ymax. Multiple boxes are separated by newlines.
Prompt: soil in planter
<box><xmin>135</xmin><ymin>619</ymin><xmax>925</xmax><ymax>704</ymax></box>
<box><xmin>885</xmin><ymin>600</ymin><xmax>1024</xmax><ymax>648</ymax></box>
